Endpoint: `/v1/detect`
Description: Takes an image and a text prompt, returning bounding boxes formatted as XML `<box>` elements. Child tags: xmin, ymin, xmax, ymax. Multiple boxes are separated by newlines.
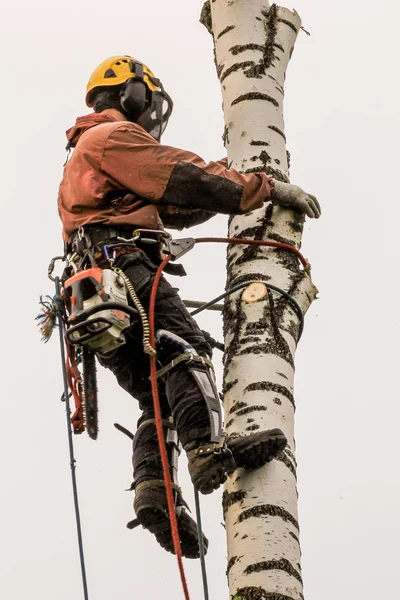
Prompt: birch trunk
<box><xmin>200</xmin><ymin>3</ymin><xmax>318</xmax><ymax>599</ymax></box>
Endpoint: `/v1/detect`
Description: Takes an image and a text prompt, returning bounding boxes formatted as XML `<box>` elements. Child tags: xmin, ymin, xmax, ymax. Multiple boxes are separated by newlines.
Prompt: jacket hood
<box><xmin>66</xmin><ymin>112</ymin><xmax>119</xmax><ymax>148</ymax></box>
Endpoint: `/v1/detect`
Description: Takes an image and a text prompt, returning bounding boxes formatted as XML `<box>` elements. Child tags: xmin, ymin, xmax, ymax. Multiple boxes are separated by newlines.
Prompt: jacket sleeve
<box><xmin>100</xmin><ymin>123</ymin><xmax>272</xmax><ymax>215</ymax></box>
<box><xmin>157</xmin><ymin>206</ymin><xmax>217</xmax><ymax>230</ymax></box>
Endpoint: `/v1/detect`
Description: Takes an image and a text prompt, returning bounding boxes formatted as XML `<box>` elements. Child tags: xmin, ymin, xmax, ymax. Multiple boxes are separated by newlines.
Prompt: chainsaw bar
<box><xmin>81</xmin><ymin>347</ymin><xmax>98</xmax><ymax>440</ymax></box>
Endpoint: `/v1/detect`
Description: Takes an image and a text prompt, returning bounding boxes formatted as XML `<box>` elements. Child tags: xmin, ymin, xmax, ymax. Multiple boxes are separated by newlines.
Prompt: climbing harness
<box><xmin>39</xmin><ymin>231</ymin><xmax>310</xmax><ymax>600</ymax></box>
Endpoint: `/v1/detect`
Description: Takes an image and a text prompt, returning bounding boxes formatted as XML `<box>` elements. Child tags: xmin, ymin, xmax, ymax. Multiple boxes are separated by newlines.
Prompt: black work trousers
<box><xmin>97</xmin><ymin>251</ymin><xmax>213</xmax><ymax>448</ymax></box>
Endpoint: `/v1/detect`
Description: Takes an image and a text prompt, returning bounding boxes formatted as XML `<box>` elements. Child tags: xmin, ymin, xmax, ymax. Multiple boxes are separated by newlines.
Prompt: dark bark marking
<box><xmin>250</xmin><ymin>150</ymin><xmax>272</xmax><ymax>167</ymax></box>
<box><xmin>273</xmin><ymin>397</ymin><xmax>282</xmax><ymax>405</ymax></box>
<box><xmin>228</xmin><ymin>204</ymin><xmax>274</xmax><ymax>268</ymax></box>
<box><xmin>287</xmin><ymin>219</ymin><xmax>303</xmax><ymax>234</ymax></box>
<box><xmin>286</xmin><ymin>150</ymin><xmax>291</xmax><ymax>172</ymax></box>
<box><xmin>237</xmin><ymin>504</ymin><xmax>299</xmax><ymax>530</ymax></box>
<box><xmin>277</xmin><ymin>18</ymin><xmax>298</xmax><ymax>34</ymax></box>
<box><xmin>227</xmin><ymin>555</ymin><xmax>240</xmax><ymax>577</ymax></box>
<box><xmin>217</xmin><ymin>25</ymin><xmax>235</xmax><ymax>40</ymax></box>
<box><xmin>247</xmin><ymin>418</ymin><xmax>255</xmax><ymax>423</ymax></box>
<box><xmin>244</xmin><ymin>165</ymin><xmax>289</xmax><ymax>182</ymax></box>
<box><xmin>225</xmin><ymin>417</ymin><xmax>234</xmax><ymax>428</ymax></box>
<box><xmin>246</xmin><ymin>424</ymin><xmax>260</xmax><ymax>431</ymax></box>
<box><xmin>273</xmin><ymin>43</ymin><xmax>285</xmax><ymax>53</ymax></box>
<box><xmin>244</xmin><ymin>558</ymin><xmax>302</xmax><ymax>584</ymax></box>
<box><xmin>216</xmin><ymin>61</ymin><xmax>225</xmax><ymax>79</ymax></box>
<box><xmin>250</xmin><ymin>140</ymin><xmax>270</xmax><ymax>146</ymax></box>
<box><xmin>236</xmin><ymin>405</ymin><xmax>268</xmax><ymax>416</ymax></box>
<box><xmin>275</xmin><ymin>452</ymin><xmax>297</xmax><ymax>480</ymax></box>
<box><xmin>230</xmin><ymin>44</ymin><xmax>265</xmax><ymax>55</ymax></box>
<box><xmin>274</xmin><ymin>158</ymin><xmax>281</xmax><ymax>164</ymax></box>
<box><xmin>233</xmin><ymin>589</ymin><xmax>296</xmax><ymax>600</ymax></box>
<box><xmin>231</xmin><ymin>93</ymin><xmax>279</xmax><ymax>108</ymax></box>
<box><xmin>229</xmin><ymin>401</ymin><xmax>248</xmax><ymax>415</ymax></box>
<box><xmin>268</xmin><ymin>125</ymin><xmax>286</xmax><ymax>141</ymax></box>
<box><xmin>284</xmin><ymin>447</ymin><xmax>297</xmax><ymax>466</ymax></box>
<box><xmin>244</xmin><ymin>320</ymin><xmax>268</xmax><ymax>337</ymax></box>
<box><xmin>244</xmin><ymin>381</ymin><xmax>294</xmax><ymax>409</ymax></box>
<box><xmin>277</xmin><ymin>371</ymin><xmax>288</xmax><ymax>380</ymax></box>
<box><xmin>223</xmin><ymin>378</ymin><xmax>239</xmax><ymax>395</ymax></box>
<box><xmin>239</xmin><ymin>342</ymin><xmax>293</xmax><ymax>367</ymax></box>
<box><xmin>240</xmin><ymin>336</ymin><xmax>262</xmax><ymax>344</ymax></box>
<box><xmin>200</xmin><ymin>1</ymin><xmax>212</xmax><ymax>34</ymax></box>
<box><xmin>221</xmin><ymin>61</ymin><xmax>256</xmax><ymax>83</ymax></box>
<box><xmin>223</xmin><ymin>295</ymin><xmax>248</xmax><ymax>377</ymax></box>
<box><xmin>223</xmin><ymin>124</ymin><xmax>230</xmax><ymax>146</ymax></box>
<box><xmin>289</xmin><ymin>530</ymin><xmax>300</xmax><ymax>545</ymax></box>
<box><xmin>262</xmin><ymin>5</ymin><xmax>279</xmax><ymax>70</ymax></box>
<box><xmin>268</xmin><ymin>233</ymin><xmax>302</xmax><ymax>265</ymax></box>
<box><xmin>272</xmin><ymin>290</ymin><xmax>297</xmax><ymax>366</ymax></box>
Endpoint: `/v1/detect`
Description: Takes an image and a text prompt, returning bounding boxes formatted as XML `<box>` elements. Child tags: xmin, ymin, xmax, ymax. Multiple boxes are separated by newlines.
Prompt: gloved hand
<box><xmin>270</xmin><ymin>180</ymin><xmax>321</xmax><ymax>218</ymax></box>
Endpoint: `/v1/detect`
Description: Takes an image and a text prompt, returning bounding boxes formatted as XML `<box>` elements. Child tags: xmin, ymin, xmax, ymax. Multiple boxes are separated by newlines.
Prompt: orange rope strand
<box><xmin>149</xmin><ymin>254</ymin><xmax>191</xmax><ymax>600</ymax></box>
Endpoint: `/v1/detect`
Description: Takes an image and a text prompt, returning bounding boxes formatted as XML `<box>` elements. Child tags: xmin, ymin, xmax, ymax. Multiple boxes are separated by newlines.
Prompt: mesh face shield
<box><xmin>137</xmin><ymin>89</ymin><xmax>174</xmax><ymax>141</ymax></box>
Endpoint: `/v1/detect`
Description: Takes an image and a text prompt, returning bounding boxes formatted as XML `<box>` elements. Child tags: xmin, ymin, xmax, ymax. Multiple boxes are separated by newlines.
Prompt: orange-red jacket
<box><xmin>58</xmin><ymin>110</ymin><xmax>273</xmax><ymax>241</ymax></box>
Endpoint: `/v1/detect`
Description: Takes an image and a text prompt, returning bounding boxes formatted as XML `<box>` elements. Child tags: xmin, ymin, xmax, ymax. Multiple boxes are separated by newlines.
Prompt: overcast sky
<box><xmin>1</xmin><ymin>0</ymin><xmax>399</xmax><ymax>598</ymax></box>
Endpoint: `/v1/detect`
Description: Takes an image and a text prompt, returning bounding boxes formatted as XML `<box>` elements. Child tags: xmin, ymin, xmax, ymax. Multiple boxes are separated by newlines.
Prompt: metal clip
<box><xmin>48</xmin><ymin>256</ymin><xmax>65</xmax><ymax>281</ymax></box>
<box><xmin>103</xmin><ymin>245</ymin><xmax>116</xmax><ymax>263</ymax></box>
<box><xmin>164</xmin><ymin>237</ymin><xmax>196</xmax><ymax>260</ymax></box>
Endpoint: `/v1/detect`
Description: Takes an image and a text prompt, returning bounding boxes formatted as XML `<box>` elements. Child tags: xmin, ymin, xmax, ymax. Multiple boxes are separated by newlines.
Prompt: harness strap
<box><xmin>156</xmin><ymin>352</ymin><xmax>213</xmax><ymax>380</ymax></box>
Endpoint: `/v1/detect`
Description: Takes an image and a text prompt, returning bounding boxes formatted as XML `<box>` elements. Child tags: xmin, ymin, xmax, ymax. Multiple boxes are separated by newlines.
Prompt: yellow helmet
<box><xmin>86</xmin><ymin>55</ymin><xmax>160</xmax><ymax>107</ymax></box>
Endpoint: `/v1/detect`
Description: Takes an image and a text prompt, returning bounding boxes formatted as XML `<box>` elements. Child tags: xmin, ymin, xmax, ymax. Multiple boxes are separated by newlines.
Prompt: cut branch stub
<box><xmin>241</xmin><ymin>282</ymin><xmax>267</xmax><ymax>303</ymax></box>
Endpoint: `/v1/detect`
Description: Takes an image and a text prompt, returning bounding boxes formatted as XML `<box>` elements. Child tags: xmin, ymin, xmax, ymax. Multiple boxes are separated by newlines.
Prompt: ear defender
<box><xmin>119</xmin><ymin>78</ymin><xmax>148</xmax><ymax>119</ymax></box>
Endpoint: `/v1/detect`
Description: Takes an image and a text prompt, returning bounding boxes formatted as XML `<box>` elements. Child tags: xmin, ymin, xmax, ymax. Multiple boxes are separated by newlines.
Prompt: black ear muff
<box><xmin>119</xmin><ymin>79</ymin><xmax>148</xmax><ymax>119</ymax></box>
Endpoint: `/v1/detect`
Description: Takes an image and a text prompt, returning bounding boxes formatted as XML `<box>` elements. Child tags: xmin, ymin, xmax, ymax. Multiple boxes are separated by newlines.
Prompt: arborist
<box><xmin>57</xmin><ymin>55</ymin><xmax>321</xmax><ymax>559</ymax></box>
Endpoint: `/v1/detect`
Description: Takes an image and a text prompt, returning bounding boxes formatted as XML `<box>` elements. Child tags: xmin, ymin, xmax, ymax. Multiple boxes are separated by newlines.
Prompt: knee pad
<box><xmin>156</xmin><ymin>329</ymin><xmax>222</xmax><ymax>444</ymax></box>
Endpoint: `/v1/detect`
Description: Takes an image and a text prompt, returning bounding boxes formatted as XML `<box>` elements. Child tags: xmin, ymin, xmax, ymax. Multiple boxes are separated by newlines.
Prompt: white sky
<box><xmin>1</xmin><ymin>0</ymin><xmax>399</xmax><ymax>598</ymax></box>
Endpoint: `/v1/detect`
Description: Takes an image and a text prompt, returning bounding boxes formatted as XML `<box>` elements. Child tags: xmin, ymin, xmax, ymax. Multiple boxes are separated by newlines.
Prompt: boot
<box><xmin>187</xmin><ymin>428</ymin><xmax>287</xmax><ymax>495</ymax></box>
<box><xmin>129</xmin><ymin>418</ymin><xmax>208</xmax><ymax>559</ymax></box>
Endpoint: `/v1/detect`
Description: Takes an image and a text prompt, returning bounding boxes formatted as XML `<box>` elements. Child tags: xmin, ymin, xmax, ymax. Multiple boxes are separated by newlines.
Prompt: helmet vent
<box><xmin>104</xmin><ymin>69</ymin><xmax>117</xmax><ymax>78</ymax></box>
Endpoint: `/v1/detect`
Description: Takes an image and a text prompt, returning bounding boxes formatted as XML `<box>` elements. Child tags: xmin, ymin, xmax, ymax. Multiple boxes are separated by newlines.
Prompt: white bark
<box><xmin>200</xmin><ymin>3</ymin><xmax>318</xmax><ymax>599</ymax></box>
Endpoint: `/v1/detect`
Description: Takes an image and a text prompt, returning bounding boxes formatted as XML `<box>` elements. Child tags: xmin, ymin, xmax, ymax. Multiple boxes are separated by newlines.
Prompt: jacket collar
<box><xmin>66</xmin><ymin>109</ymin><xmax>126</xmax><ymax>147</ymax></box>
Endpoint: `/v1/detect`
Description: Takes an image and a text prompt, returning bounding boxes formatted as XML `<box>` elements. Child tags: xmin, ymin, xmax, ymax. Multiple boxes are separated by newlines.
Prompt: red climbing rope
<box><xmin>195</xmin><ymin>237</ymin><xmax>309</xmax><ymax>271</ymax></box>
<box><xmin>148</xmin><ymin>253</ymin><xmax>191</xmax><ymax>600</ymax></box>
<box><xmin>147</xmin><ymin>236</ymin><xmax>309</xmax><ymax>600</ymax></box>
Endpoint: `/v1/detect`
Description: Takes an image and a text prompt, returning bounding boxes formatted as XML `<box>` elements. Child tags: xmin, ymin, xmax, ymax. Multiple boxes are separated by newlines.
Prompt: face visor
<box><xmin>137</xmin><ymin>89</ymin><xmax>174</xmax><ymax>141</ymax></box>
